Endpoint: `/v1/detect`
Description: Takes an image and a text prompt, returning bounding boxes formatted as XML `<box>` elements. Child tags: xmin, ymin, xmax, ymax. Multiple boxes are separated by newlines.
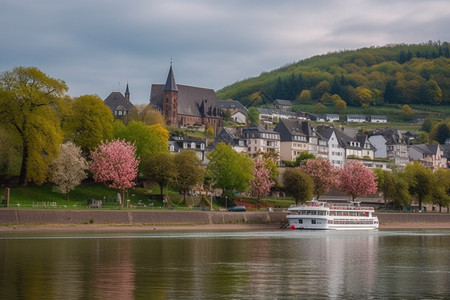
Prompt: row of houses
<box><xmin>185</xmin><ymin>119</ymin><xmax>448</xmax><ymax>171</ymax></box>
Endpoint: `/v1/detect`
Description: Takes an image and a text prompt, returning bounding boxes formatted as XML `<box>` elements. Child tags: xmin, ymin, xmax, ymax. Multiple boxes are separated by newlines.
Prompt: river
<box><xmin>1</xmin><ymin>229</ymin><xmax>449</xmax><ymax>299</ymax></box>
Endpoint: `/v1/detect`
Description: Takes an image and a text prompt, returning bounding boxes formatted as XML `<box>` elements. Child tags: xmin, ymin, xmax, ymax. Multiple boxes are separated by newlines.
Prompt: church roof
<box><xmin>150</xmin><ymin>84</ymin><xmax>221</xmax><ymax>117</ymax></box>
<box><xmin>104</xmin><ymin>92</ymin><xmax>134</xmax><ymax>112</ymax></box>
<box><xmin>164</xmin><ymin>65</ymin><xmax>178</xmax><ymax>91</ymax></box>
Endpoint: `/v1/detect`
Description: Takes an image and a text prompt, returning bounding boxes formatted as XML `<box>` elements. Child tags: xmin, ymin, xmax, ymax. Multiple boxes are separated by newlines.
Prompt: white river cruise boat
<box><xmin>286</xmin><ymin>199</ymin><xmax>379</xmax><ymax>230</ymax></box>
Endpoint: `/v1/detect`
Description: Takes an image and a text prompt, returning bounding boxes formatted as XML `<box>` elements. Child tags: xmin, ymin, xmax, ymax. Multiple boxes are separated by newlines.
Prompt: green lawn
<box><xmin>5</xmin><ymin>184</ymin><xmax>165</xmax><ymax>209</ymax></box>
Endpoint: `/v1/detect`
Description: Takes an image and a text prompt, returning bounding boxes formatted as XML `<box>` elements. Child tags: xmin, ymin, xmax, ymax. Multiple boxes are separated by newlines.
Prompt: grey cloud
<box><xmin>0</xmin><ymin>0</ymin><xmax>449</xmax><ymax>104</ymax></box>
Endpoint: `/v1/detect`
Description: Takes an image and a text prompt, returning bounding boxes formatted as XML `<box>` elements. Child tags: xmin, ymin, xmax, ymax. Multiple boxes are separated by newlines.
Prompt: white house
<box><xmin>325</xmin><ymin>114</ymin><xmax>340</xmax><ymax>122</ymax></box>
<box><xmin>347</xmin><ymin>114</ymin><xmax>366</xmax><ymax>122</ymax></box>
<box><xmin>370</xmin><ymin>115</ymin><xmax>387</xmax><ymax>123</ymax></box>
<box><xmin>231</xmin><ymin>111</ymin><xmax>247</xmax><ymax>124</ymax></box>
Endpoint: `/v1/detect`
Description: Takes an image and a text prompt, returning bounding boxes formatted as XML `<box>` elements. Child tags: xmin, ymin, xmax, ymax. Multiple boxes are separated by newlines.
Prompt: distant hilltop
<box><xmin>217</xmin><ymin>41</ymin><xmax>450</xmax><ymax>108</ymax></box>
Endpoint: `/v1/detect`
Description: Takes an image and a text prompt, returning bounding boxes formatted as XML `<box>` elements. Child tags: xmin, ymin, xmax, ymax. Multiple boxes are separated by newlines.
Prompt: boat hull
<box><xmin>287</xmin><ymin>216</ymin><xmax>379</xmax><ymax>230</ymax></box>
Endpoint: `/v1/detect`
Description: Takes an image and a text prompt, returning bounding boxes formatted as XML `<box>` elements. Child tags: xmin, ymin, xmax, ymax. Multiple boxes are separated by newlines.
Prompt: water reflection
<box><xmin>1</xmin><ymin>230</ymin><xmax>449</xmax><ymax>299</ymax></box>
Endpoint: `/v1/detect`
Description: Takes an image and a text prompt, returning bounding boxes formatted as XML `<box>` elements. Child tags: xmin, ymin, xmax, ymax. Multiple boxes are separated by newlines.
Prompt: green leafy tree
<box><xmin>356</xmin><ymin>87</ymin><xmax>376</xmax><ymax>108</ymax></box>
<box><xmin>0</xmin><ymin>66</ymin><xmax>67</xmax><ymax>185</ymax></box>
<box><xmin>141</xmin><ymin>153</ymin><xmax>176</xmax><ymax>201</ymax></box>
<box><xmin>314</xmin><ymin>103</ymin><xmax>326</xmax><ymax>114</ymax></box>
<box><xmin>206</xmin><ymin>143</ymin><xmax>254</xmax><ymax>197</ymax></box>
<box><xmin>124</xmin><ymin>104</ymin><xmax>166</xmax><ymax>127</ymax></box>
<box><xmin>64</xmin><ymin>94</ymin><xmax>113</xmax><ymax>155</ymax></box>
<box><xmin>334</xmin><ymin>98</ymin><xmax>347</xmax><ymax>115</ymax></box>
<box><xmin>401</xmin><ymin>104</ymin><xmax>414</xmax><ymax>120</ymax></box>
<box><xmin>282</xmin><ymin>168</ymin><xmax>314</xmax><ymax>205</ymax></box>
<box><xmin>374</xmin><ymin>169</ymin><xmax>410</xmax><ymax>210</ymax></box>
<box><xmin>297</xmin><ymin>89</ymin><xmax>311</xmax><ymax>102</ymax></box>
<box><xmin>114</xmin><ymin>121</ymin><xmax>169</xmax><ymax>162</ymax></box>
<box><xmin>421</xmin><ymin>117</ymin><xmax>440</xmax><ymax>132</ymax></box>
<box><xmin>173</xmin><ymin>150</ymin><xmax>204</xmax><ymax>204</ymax></box>
<box><xmin>247</xmin><ymin>107</ymin><xmax>260</xmax><ymax>126</ymax></box>
<box><xmin>432</xmin><ymin>169</ymin><xmax>450</xmax><ymax>212</ymax></box>
<box><xmin>311</xmin><ymin>80</ymin><xmax>331</xmax><ymax>100</ymax></box>
<box><xmin>402</xmin><ymin>161</ymin><xmax>433</xmax><ymax>211</ymax></box>
<box><xmin>429</xmin><ymin>121</ymin><xmax>450</xmax><ymax>144</ymax></box>
<box><xmin>424</xmin><ymin>79</ymin><xmax>442</xmax><ymax>105</ymax></box>
<box><xmin>0</xmin><ymin>128</ymin><xmax>20</xmax><ymax>180</ymax></box>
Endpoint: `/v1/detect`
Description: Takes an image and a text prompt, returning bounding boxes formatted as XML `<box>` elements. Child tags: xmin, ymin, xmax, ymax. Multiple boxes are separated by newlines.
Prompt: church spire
<box><xmin>164</xmin><ymin>63</ymin><xmax>178</xmax><ymax>92</ymax></box>
<box><xmin>125</xmin><ymin>83</ymin><xmax>130</xmax><ymax>101</ymax></box>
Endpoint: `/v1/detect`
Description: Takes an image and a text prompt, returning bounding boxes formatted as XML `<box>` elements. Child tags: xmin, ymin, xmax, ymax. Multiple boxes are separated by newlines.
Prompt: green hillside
<box><xmin>217</xmin><ymin>41</ymin><xmax>450</xmax><ymax>110</ymax></box>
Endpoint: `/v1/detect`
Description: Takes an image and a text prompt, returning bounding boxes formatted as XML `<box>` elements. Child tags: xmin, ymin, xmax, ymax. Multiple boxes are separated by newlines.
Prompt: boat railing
<box><xmin>327</xmin><ymin>204</ymin><xmax>374</xmax><ymax>211</ymax></box>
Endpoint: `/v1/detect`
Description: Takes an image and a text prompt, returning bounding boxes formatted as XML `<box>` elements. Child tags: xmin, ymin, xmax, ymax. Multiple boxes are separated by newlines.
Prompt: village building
<box><xmin>242</xmin><ymin>126</ymin><xmax>280</xmax><ymax>162</ymax></box>
<box><xmin>149</xmin><ymin>65</ymin><xmax>223</xmax><ymax>132</ymax></box>
<box><xmin>272</xmin><ymin>99</ymin><xmax>292</xmax><ymax>110</ymax></box>
<box><xmin>104</xmin><ymin>84</ymin><xmax>134</xmax><ymax>117</ymax></box>
<box><xmin>213</xmin><ymin>127</ymin><xmax>247</xmax><ymax>153</ymax></box>
<box><xmin>368</xmin><ymin>128</ymin><xmax>409</xmax><ymax>168</ymax></box>
<box><xmin>168</xmin><ymin>136</ymin><xmax>209</xmax><ymax>164</ymax></box>
<box><xmin>218</xmin><ymin>100</ymin><xmax>248</xmax><ymax>124</ymax></box>
<box><xmin>370</xmin><ymin>115</ymin><xmax>387</xmax><ymax>123</ymax></box>
<box><xmin>273</xmin><ymin>119</ymin><xmax>318</xmax><ymax>162</ymax></box>
<box><xmin>346</xmin><ymin>114</ymin><xmax>367</xmax><ymax>123</ymax></box>
<box><xmin>408</xmin><ymin>144</ymin><xmax>447</xmax><ymax>171</ymax></box>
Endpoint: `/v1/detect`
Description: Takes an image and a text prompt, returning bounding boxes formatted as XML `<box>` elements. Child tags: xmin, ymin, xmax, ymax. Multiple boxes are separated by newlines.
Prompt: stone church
<box><xmin>149</xmin><ymin>65</ymin><xmax>223</xmax><ymax>131</ymax></box>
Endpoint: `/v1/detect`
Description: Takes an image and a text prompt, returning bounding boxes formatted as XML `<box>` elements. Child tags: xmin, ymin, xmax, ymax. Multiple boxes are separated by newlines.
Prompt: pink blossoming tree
<box><xmin>338</xmin><ymin>160</ymin><xmax>378</xmax><ymax>201</ymax></box>
<box><xmin>250</xmin><ymin>160</ymin><xmax>275</xmax><ymax>207</ymax></box>
<box><xmin>301</xmin><ymin>157</ymin><xmax>340</xmax><ymax>200</ymax></box>
<box><xmin>90</xmin><ymin>139</ymin><xmax>139</xmax><ymax>208</ymax></box>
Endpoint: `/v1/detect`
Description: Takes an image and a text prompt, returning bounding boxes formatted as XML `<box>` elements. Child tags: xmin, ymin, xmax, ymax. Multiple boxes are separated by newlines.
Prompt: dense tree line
<box><xmin>217</xmin><ymin>41</ymin><xmax>450</xmax><ymax>108</ymax></box>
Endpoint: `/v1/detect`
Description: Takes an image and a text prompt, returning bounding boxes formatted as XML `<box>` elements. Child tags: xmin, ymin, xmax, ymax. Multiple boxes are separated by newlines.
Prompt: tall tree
<box><xmin>114</xmin><ymin>121</ymin><xmax>169</xmax><ymax>162</ymax></box>
<box><xmin>250</xmin><ymin>160</ymin><xmax>275</xmax><ymax>207</ymax></box>
<box><xmin>141</xmin><ymin>153</ymin><xmax>176</xmax><ymax>201</ymax></box>
<box><xmin>0</xmin><ymin>66</ymin><xmax>67</xmax><ymax>185</ymax></box>
<box><xmin>374</xmin><ymin>169</ymin><xmax>409</xmax><ymax>210</ymax></box>
<box><xmin>282</xmin><ymin>168</ymin><xmax>314</xmax><ymax>205</ymax></box>
<box><xmin>432</xmin><ymin>169</ymin><xmax>450</xmax><ymax>212</ymax></box>
<box><xmin>297</xmin><ymin>89</ymin><xmax>311</xmax><ymax>102</ymax></box>
<box><xmin>401</xmin><ymin>104</ymin><xmax>414</xmax><ymax>120</ymax></box>
<box><xmin>49</xmin><ymin>142</ymin><xmax>88</xmax><ymax>200</ymax></box>
<box><xmin>173</xmin><ymin>150</ymin><xmax>204</xmax><ymax>204</ymax></box>
<box><xmin>64</xmin><ymin>94</ymin><xmax>114</xmax><ymax>155</ymax></box>
<box><xmin>206</xmin><ymin>143</ymin><xmax>254</xmax><ymax>198</ymax></box>
<box><xmin>429</xmin><ymin>121</ymin><xmax>450</xmax><ymax>144</ymax></box>
<box><xmin>338</xmin><ymin>161</ymin><xmax>378</xmax><ymax>201</ymax></box>
<box><xmin>301</xmin><ymin>157</ymin><xmax>339</xmax><ymax>200</ymax></box>
<box><xmin>90</xmin><ymin>139</ymin><xmax>139</xmax><ymax>208</ymax></box>
<box><xmin>247</xmin><ymin>107</ymin><xmax>260</xmax><ymax>126</ymax></box>
<box><xmin>124</xmin><ymin>104</ymin><xmax>166</xmax><ymax>127</ymax></box>
<box><xmin>402</xmin><ymin>161</ymin><xmax>434</xmax><ymax>211</ymax></box>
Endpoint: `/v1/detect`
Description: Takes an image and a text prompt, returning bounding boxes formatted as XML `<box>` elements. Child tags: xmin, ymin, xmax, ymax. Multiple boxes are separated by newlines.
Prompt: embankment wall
<box><xmin>1</xmin><ymin>210</ymin><xmax>450</xmax><ymax>227</ymax></box>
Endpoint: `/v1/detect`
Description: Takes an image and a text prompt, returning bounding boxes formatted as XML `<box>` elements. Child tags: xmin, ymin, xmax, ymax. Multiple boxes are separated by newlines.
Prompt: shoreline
<box><xmin>1</xmin><ymin>209</ymin><xmax>450</xmax><ymax>233</ymax></box>
<box><xmin>1</xmin><ymin>222</ymin><xmax>450</xmax><ymax>233</ymax></box>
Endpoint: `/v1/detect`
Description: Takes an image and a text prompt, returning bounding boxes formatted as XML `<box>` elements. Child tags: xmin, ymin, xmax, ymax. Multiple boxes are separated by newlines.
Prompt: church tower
<box><xmin>163</xmin><ymin>64</ymin><xmax>178</xmax><ymax>126</ymax></box>
<box><xmin>125</xmin><ymin>83</ymin><xmax>130</xmax><ymax>101</ymax></box>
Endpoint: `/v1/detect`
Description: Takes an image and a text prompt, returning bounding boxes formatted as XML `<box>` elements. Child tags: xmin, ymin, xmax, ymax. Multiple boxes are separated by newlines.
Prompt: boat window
<box><xmin>311</xmin><ymin>220</ymin><xmax>316</xmax><ymax>224</ymax></box>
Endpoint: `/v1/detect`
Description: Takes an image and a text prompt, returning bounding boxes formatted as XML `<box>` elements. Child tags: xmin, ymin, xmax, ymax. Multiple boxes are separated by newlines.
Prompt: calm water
<box><xmin>1</xmin><ymin>230</ymin><xmax>450</xmax><ymax>299</ymax></box>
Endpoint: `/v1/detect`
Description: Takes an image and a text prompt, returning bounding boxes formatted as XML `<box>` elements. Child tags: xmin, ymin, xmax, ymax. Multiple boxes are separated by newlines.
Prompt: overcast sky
<box><xmin>1</xmin><ymin>0</ymin><xmax>449</xmax><ymax>104</ymax></box>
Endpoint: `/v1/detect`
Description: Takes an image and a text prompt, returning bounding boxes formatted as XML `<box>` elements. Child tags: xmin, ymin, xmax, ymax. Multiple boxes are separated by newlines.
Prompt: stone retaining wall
<box><xmin>0</xmin><ymin>210</ymin><xmax>449</xmax><ymax>226</ymax></box>
<box><xmin>0</xmin><ymin>209</ymin><xmax>287</xmax><ymax>225</ymax></box>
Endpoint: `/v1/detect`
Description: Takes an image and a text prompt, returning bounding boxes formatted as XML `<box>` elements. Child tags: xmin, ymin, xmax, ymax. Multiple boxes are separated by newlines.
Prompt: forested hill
<box><xmin>216</xmin><ymin>41</ymin><xmax>450</xmax><ymax>108</ymax></box>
